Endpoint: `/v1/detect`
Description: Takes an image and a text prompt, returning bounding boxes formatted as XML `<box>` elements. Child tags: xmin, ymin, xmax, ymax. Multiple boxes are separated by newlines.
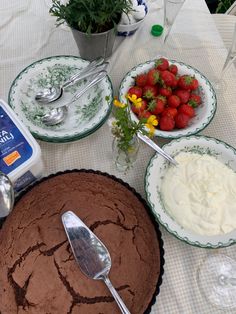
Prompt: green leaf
<box><xmin>215</xmin><ymin>0</ymin><xmax>235</xmax><ymax>13</ymax></box>
<box><xmin>50</xmin><ymin>0</ymin><xmax>133</xmax><ymax>33</ymax></box>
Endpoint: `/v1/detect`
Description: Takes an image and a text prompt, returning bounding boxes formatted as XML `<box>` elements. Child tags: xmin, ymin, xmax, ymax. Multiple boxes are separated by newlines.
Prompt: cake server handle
<box><xmin>103</xmin><ymin>276</ymin><xmax>131</xmax><ymax>314</ymax></box>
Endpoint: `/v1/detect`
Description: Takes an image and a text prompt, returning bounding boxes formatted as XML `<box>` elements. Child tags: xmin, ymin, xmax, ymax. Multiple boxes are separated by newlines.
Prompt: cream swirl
<box><xmin>161</xmin><ymin>152</ymin><xmax>236</xmax><ymax>236</ymax></box>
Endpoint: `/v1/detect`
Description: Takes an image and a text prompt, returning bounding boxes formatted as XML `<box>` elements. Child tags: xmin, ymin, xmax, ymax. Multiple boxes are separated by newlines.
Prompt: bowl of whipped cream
<box><xmin>117</xmin><ymin>0</ymin><xmax>148</xmax><ymax>36</ymax></box>
<box><xmin>145</xmin><ymin>135</ymin><xmax>236</xmax><ymax>248</ymax></box>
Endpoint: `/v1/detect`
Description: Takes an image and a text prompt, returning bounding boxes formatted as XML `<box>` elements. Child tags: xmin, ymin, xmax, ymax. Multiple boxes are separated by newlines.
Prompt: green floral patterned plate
<box><xmin>119</xmin><ymin>59</ymin><xmax>217</xmax><ymax>139</ymax></box>
<box><xmin>145</xmin><ymin>135</ymin><xmax>236</xmax><ymax>248</ymax></box>
<box><xmin>8</xmin><ymin>55</ymin><xmax>113</xmax><ymax>143</ymax></box>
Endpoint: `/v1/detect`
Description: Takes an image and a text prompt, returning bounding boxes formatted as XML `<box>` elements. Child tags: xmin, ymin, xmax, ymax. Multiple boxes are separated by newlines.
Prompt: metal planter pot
<box><xmin>71</xmin><ymin>27</ymin><xmax>117</xmax><ymax>61</ymax></box>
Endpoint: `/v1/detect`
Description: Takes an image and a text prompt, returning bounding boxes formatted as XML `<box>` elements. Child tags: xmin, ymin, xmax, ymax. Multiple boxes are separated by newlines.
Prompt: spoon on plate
<box><xmin>35</xmin><ymin>56</ymin><xmax>105</xmax><ymax>104</ymax></box>
<box><xmin>62</xmin><ymin>211</ymin><xmax>131</xmax><ymax>314</ymax></box>
<box><xmin>41</xmin><ymin>70</ymin><xmax>107</xmax><ymax>126</ymax></box>
<box><xmin>0</xmin><ymin>172</ymin><xmax>14</xmax><ymax>220</ymax></box>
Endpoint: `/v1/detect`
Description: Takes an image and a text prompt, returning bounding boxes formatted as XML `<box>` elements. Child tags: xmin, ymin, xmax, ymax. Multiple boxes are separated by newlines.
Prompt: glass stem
<box><xmin>163</xmin><ymin>24</ymin><xmax>172</xmax><ymax>45</ymax></box>
<box><xmin>221</xmin><ymin>55</ymin><xmax>236</xmax><ymax>80</ymax></box>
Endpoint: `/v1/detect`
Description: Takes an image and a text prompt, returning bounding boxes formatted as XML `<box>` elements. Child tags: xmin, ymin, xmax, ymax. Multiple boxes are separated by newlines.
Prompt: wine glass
<box><xmin>163</xmin><ymin>0</ymin><xmax>186</xmax><ymax>44</ymax></box>
<box><xmin>213</xmin><ymin>22</ymin><xmax>236</xmax><ymax>90</ymax></box>
<box><xmin>197</xmin><ymin>253</ymin><xmax>236</xmax><ymax>309</ymax></box>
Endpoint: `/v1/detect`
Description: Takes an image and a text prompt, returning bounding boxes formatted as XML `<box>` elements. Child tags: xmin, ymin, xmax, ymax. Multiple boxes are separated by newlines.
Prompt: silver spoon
<box><xmin>41</xmin><ymin>70</ymin><xmax>108</xmax><ymax>126</ymax></box>
<box><xmin>36</xmin><ymin>61</ymin><xmax>109</xmax><ymax>105</ymax></box>
<box><xmin>35</xmin><ymin>56</ymin><xmax>105</xmax><ymax>104</ymax></box>
<box><xmin>62</xmin><ymin>211</ymin><xmax>131</xmax><ymax>314</ymax></box>
<box><xmin>137</xmin><ymin>132</ymin><xmax>178</xmax><ymax>166</ymax></box>
<box><xmin>0</xmin><ymin>172</ymin><xmax>14</xmax><ymax>219</ymax></box>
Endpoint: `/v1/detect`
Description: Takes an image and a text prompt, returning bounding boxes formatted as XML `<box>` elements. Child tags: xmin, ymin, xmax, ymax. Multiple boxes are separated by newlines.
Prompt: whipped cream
<box><xmin>161</xmin><ymin>152</ymin><xmax>236</xmax><ymax>236</ymax></box>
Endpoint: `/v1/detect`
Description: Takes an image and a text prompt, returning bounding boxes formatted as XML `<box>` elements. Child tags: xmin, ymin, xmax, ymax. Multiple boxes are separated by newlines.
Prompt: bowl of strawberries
<box><xmin>119</xmin><ymin>57</ymin><xmax>217</xmax><ymax>138</ymax></box>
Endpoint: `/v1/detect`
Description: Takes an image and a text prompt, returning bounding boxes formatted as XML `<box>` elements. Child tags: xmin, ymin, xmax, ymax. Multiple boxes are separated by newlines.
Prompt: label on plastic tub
<box><xmin>14</xmin><ymin>171</ymin><xmax>36</xmax><ymax>192</ymax></box>
<box><xmin>0</xmin><ymin>106</ymin><xmax>33</xmax><ymax>174</ymax></box>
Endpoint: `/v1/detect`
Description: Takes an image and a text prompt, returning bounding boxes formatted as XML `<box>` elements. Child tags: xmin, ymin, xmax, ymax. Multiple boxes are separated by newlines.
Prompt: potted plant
<box><xmin>50</xmin><ymin>0</ymin><xmax>132</xmax><ymax>60</ymax></box>
<box><xmin>215</xmin><ymin>0</ymin><xmax>235</xmax><ymax>13</ymax></box>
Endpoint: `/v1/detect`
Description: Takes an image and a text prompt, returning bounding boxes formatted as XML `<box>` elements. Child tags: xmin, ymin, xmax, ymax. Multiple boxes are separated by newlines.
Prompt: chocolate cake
<box><xmin>0</xmin><ymin>170</ymin><xmax>164</xmax><ymax>314</ymax></box>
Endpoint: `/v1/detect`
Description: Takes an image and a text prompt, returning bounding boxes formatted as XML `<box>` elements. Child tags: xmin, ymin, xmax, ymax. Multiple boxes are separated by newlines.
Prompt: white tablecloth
<box><xmin>213</xmin><ymin>13</ymin><xmax>236</xmax><ymax>48</ymax></box>
<box><xmin>1</xmin><ymin>0</ymin><xmax>236</xmax><ymax>313</ymax></box>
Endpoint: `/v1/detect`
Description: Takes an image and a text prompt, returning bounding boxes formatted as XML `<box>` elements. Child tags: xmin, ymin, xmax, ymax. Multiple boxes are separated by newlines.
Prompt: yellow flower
<box><xmin>127</xmin><ymin>94</ymin><xmax>142</xmax><ymax>108</ymax></box>
<box><xmin>114</xmin><ymin>98</ymin><xmax>126</xmax><ymax>108</ymax></box>
<box><xmin>146</xmin><ymin>115</ymin><xmax>158</xmax><ymax>135</ymax></box>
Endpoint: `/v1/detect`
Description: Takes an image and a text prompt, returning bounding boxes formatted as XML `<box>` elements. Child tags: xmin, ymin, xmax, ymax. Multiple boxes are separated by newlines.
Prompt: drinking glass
<box><xmin>197</xmin><ymin>253</ymin><xmax>236</xmax><ymax>309</ymax></box>
<box><xmin>196</xmin><ymin>25</ymin><xmax>236</xmax><ymax>309</ymax></box>
<box><xmin>162</xmin><ymin>0</ymin><xmax>186</xmax><ymax>45</ymax></box>
<box><xmin>214</xmin><ymin>22</ymin><xmax>236</xmax><ymax>89</ymax></box>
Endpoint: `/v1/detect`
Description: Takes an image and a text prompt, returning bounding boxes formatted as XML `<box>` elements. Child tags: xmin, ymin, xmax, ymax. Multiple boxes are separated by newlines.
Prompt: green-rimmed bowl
<box><xmin>8</xmin><ymin>55</ymin><xmax>113</xmax><ymax>143</ymax></box>
<box><xmin>119</xmin><ymin>59</ymin><xmax>217</xmax><ymax>139</ymax></box>
<box><xmin>145</xmin><ymin>135</ymin><xmax>236</xmax><ymax>248</ymax></box>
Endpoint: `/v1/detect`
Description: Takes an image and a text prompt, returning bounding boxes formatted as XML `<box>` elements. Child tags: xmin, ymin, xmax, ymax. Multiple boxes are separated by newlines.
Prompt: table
<box><xmin>213</xmin><ymin>13</ymin><xmax>236</xmax><ymax>49</ymax></box>
<box><xmin>1</xmin><ymin>0</ymin><xmax>236</xmax><ymax>313</ymax></box>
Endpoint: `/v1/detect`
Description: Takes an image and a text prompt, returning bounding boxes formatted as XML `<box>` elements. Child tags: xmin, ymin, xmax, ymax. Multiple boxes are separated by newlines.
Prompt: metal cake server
<box><xmin>61</xmin><ymin>211</ymin><xmax>131</xmax><ymax>314</ymax></box>
<box><xmin>0</xmin><ymin>172</ymin><xmax>14</xmax><ymax>219</ymax></box>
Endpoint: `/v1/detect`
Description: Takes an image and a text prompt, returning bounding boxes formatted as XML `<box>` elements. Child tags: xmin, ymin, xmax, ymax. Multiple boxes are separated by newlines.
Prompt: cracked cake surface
<box><xmin>0</xmin><ymin>170</ymin><xmax>162</xmax><ymax>314</ymax></box>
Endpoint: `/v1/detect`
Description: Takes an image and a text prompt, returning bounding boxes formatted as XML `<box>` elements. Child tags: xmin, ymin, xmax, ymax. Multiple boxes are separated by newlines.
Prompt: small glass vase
<box><xmin>112</xmin><ymin>135</ymin><xmax>139</xmax><ymax>172</ymax></box>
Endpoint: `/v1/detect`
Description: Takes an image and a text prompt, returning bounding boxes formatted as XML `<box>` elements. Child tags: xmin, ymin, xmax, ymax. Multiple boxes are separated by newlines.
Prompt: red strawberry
<box><xmin>178</xmin><ymin>104</ymin><xmax>195</xmax><ymax>118</ymax></box>
<box><xmin>139</xmin><ymin>110</ymin><xmax>152</xmax><ymax>119</ymax></box>
<box><xmin>146</xmin><ymin>68</ymin><xmax>160</xmax><ymax>86</ymax></box>
<box><xmin>189</xmin><ymin>94</ymin><xmax>201</xmax><ymax>107</ymax></box>
<box><xmin>128</xmin><ymin>86</ymin><xmax>143</xmax><ymax>98</ymax></box>
<box><xmin>143</xmin><ymin>85</ymin><xmax>158</xmax><ymax>100</ymax></box>
<box><xmin>169</xmin><ymin>64</ymin><xmax>178</xmax><ymax>75</ymax></box>
<box><xmin>174</xmin><ymin>89</ymin><xmax>190</xmax><ymax>103</ymax></box>
<box><xmin>159</xmin><ymin>86</ymin><xmax>172</xmax><ymax>97</ymax></box>
<box><xmin>160</xmin><ymin>70</ymin><xmax>176</xmax><ymax>87</ymax></box>
<box><xmin>175</xmin><ymin>113</ymin><xmax>190</xmax><ymax>129</ymax></box>
<box><xmin>159</xmin><ymin>115</ymin><xmax>175</xmax><ymax>131</ymax></box>
<box><xmin>135</xmin><ymin>73</ymin><xmax>147</xmax><ymax>87</ymax></box>
<box><xmin>171</xmin><ymin>77</ymin><xmax>179</xmax><ymax>88</ymax></box>
<box><xmin>148</xmin><ymin>98</ymin><xmax>165</xmax><ymax>115</ymax></box>
<box><xmin>190</xmin><ymin>78</ymin><xmax>199</xmax><ymax>90</ymax></box>
<box><xmin>131</xmin><ymin>99</ymin><xmax>148</xmax><ymax>115</ymax></box>
<box><xmin>178</xmin><ymin>75</ymin><xmax>192</xmax><ymax>90</ymax></box>
<box><xmin>167</xmin><ymin>95</ymin><xmax>181</xmax><ymax>108</ymax></box>
<box><xmin>178</xmin><ymin>75</ymin><xmax>199</xmax><ymax>90</ymax></box>
<box><xmin>157</xmin><ymin>95</ymin><xmax>167</xmax><ymax>105</ymax></box>
<box><xmin>155</xmin><ymin>57</ymin><xmax>169</xmax><ymax>71</ymax></box>
<box><xmin>161</xmin><ymin>107</ymin><xmax>178</xmax><ymax>119</ymax></box>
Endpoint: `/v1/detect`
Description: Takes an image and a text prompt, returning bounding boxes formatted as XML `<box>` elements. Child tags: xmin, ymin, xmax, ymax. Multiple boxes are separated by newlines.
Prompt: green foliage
<box><xmin>112</xmin><ymin>103</ymin><xmax>147</xmax><ymax>152</ymax></box>
<box><xmin>50</xmin><ymin>0</ymin><xmax>132</xmax><ymax>34</ymax></box>
<box><xmin>216</xmin><ymin>0</ymin><xmax>235</xmax><ymax>13</ymax></box>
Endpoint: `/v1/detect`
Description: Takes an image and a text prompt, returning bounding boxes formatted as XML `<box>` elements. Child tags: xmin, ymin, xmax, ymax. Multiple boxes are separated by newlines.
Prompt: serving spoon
<box><xmin>41</xmin><ymin>70</ymin><xmax>107</xmax><ymax>126</ymax></box>
<box><xmin>62</xmin><ymin>211</ymin><xmax>131</xmax><ymax>314</ymax></box>
<box><xmin>137</xmin><ymin>132</ymin><xmax>178</xmax><ymax>166</ymax></box>
<box><xmin>35</xmin><ymin>56</ymin><xmax>105</xmax><ymax>104</ymax></box>
<box><xmin>0</xmin><ymin>172</ymin><xmax>14</xmax><ymax>219</ymax></box>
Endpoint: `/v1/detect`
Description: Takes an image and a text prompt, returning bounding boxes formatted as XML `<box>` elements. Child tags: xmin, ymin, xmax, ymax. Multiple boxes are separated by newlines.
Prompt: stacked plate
<box><xmin>8</xmin><ymin>55</ymin><xmax>113</xmax><ymax>143</ymax></box>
